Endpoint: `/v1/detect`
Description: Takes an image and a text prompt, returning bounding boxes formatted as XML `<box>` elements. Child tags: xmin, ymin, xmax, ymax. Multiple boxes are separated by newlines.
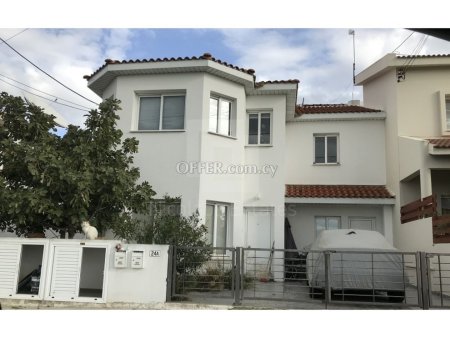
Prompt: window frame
<box><xmin>314</xmin><ymin>216</ymin><xmax>341</xmax><ymax>237</ymax></box>
<box><xmin>133</xmin><ymin>199</ymin><xmax>181</xmax><ymax>228</ymax></box>
<box><xmin>439</xmin><ymin>91</ymin><xmax>450</xmax><ymax>135</ymax></box>
<box><xmin>208</xmin><ymin>95</ymin><xmax>236</xmax><ymax>137</ymax></box>
<box><xmin>441</xmin><ymin>195</ymin><xmax>450</xmax><ymax>215</ymax></box>
<box><xmin>313</xmin><ymin>133</ymin><xmax>340</xmax><ymax>165</ymax></box>
<box><xmin>137</xmin><ymin>93</ymin><xmax>186</xmax><ymax>131</ymax></box>
<box><xmin>205</xmin><ymin>202</ymin><xmax>232</xmax><ymax>249</ymax></box>
<box><xmin>246</xmin><ymin>110</ymin><xmax>273</xmax><ymax>146</ymax></box>
<box><xmin>446</xmin><ymin>96</ymin><xmax>450</xmax><ymax>132</ymax></box>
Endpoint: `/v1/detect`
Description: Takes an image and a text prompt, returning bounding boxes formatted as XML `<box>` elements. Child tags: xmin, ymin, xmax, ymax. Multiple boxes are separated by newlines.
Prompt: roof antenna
<box><xmin>349</xmin><ymin>29</ymin><xmax>356</xmax><ymax>100</ymax></box>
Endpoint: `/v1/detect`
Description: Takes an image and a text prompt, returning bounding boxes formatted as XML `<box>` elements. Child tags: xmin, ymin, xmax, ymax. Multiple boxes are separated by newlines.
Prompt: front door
<box><xmin>246</xmin><ymin>208</ymin><xmax>272</xmax><ymax>249</ymax></box>
<box><xmin>245</xmin><ymin>208</ymin><xmax>273</xmax><ymax>277</ymax></box>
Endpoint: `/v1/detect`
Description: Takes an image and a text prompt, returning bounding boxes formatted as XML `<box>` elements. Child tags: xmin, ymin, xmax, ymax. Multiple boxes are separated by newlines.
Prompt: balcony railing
<box><xmin>400</xmin><ymin>195</ymin><xmax>436</xmax><ymax>224</ymax></box>
<box><xmin>400</xmin><ymin>195</ymin><xmax>450</xmax><ymax>244</ymax></box>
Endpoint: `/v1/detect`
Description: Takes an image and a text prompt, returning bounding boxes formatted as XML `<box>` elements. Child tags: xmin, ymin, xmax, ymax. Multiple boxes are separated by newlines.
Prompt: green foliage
<box><xmin>0</xmin><ymin>92</ymin><xmax>155</xmax><ymax>237</ymax></box>
<box><xmin>177</xmin><ymin>266</ymin><xmax>254</xmax><ymax>294</ymax></box>
<box><xmin>135</xmin><ymin>206</ymin><xmax>211</xmax><ymax>274</ymax></box>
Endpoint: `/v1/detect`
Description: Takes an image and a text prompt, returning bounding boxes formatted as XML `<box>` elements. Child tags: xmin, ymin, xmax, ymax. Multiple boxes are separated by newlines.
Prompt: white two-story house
<box><xmin>356</xmin><ymin>53</ymin><xmax>450</xmax><ymax>253</ymax></box>
<box><xmin>85</xmin><ymin>53</ymin><xmax>298</xmax><ymax>252</ymax></box>
<box><xmin>84</xmin><ymin>53</ymin><xmax>396</xmax><ymax>252</ymax></box>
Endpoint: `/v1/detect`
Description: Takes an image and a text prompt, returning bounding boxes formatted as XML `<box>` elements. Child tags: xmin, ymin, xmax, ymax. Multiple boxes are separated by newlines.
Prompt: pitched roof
<box><xmin>84</xmin><ymin>52</ymin><xmax>256</xmax><ymax>80</ymax></box>
<box><xmin>255</xmin><ymin>79</ymin><xmax>300</xmax><ymax>88</ymax></box>
<box><xmin>295</xmin><ymin>104</ymin><xmax>382</xmax><ymax>116</ymax></box>
<box><xmin>428</xmin><ymin>138</ymin><xmax>450</xmax><ymax>148</ymax></box>
<box><xmin>285</xmin><ymin>184</ymin><xmax>394</xmax><ymax>199</ymax></box>
<box><xmin>397</xmin><ymin>54</ymin><xmax>450</xmax><ymax>59</ymax></box>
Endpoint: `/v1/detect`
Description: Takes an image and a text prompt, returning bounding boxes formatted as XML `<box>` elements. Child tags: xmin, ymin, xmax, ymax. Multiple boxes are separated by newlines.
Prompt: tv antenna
<box><xmin>349</xmin><ymin>29</ymin><xmax>356</xmax><ymax>100</ymax></box>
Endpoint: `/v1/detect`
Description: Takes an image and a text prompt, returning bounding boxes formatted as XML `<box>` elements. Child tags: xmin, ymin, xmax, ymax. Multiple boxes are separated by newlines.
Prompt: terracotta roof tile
<box><xmin>255</xmin><ymin>79</ymin><xmax>300</xmax><ymax>88</ymax></box>
<box><xmin>428</xmin><ymin>138</ymin><xmax>450</xmax><ymax>148</ymax></box>
<box><xmin>295</xmin><ymin>104</ymin><xmax>382</xmax><ymax>116</ymax></box>
<box><xmin>285</xmin><ymin>184</ymin><xmax>394</xmax><ymax>199</ymax></box>
<box><xmin>84</xmin><ymin>52</ymin><xmax>255</xmax><ymax>80</ymax></box>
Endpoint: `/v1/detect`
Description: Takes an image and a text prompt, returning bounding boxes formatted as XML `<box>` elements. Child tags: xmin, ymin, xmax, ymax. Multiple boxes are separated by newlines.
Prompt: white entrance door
<box><xmin>245</xmin><ymin>209</ymin><xmax>273</xmax><ymax>277</ymax></box>
<box><xmin>349</xmin><ymin>217</ymin><xmax>376</xmax><ymax>231</ymax></box>
<box><xmin>246</xmin><ymin>209</ymin><xmax>272</xmax><ymax>249</ymax></box>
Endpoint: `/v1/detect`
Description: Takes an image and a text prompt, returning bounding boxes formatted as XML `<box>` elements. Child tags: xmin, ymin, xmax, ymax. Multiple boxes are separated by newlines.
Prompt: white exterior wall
<box><xmin>107</xmin><ymin>71</ymin><xmax>286</xmax><ymax>249</ymax></box>
<box><xmin>0</xmin><ymin>239</ymin><xmax>168</xmax><ymax>304</ymax></box>
<box><xmin>111</xmin><ymin>73</ymin><xmax>205</xmax><ymax>215</ymax></box>
<box><xmin>106</xmin><ymin>243</ymin><xmax>168</xmax><ymax>303</ymax></box>
<box><xmin>286</xmin><ymin>204</ymin><xmax>385</xmax><ymax>250</ymax></box>
<box><xmin>397</xmin><ymin>67</ymin><xmax>450</xmax><ymax>137</ymax></box>
<box><xmin>197</xmin><ymin>74</ymin><xmax>247</xmax><ymax>246</ymax></box>
<box><xmin>285</xmin><ymin>119</ymin><xmax>386</xmax><ymax>185</ymax></box>
<box><xmin>244</xmin><ymin>95</ymin><xmax>287</xmax><ymax>250</ymax></box>
<box><xmin>360</xmin><ymin>59</ymin><xmax>450</xmax><ymax>252</ymax></box>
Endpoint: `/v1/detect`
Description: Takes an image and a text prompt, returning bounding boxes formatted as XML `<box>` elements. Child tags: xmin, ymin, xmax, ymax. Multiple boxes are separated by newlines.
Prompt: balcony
<box><xmin>401</xmin><ymin>195</ymin><xmax>450</xmax><ymax>244</ymax></box>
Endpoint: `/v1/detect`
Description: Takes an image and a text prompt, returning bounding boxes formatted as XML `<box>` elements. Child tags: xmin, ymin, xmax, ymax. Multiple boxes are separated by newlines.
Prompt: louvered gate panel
<box><xmin>49</xmin><ymin>246</ymin><xmax>82</xmax><ymax>299</ymax></box>
<box><xmin>0</xmin><ymin>245</ymin><xmax>21</xmax><ymax>296</ymax></box>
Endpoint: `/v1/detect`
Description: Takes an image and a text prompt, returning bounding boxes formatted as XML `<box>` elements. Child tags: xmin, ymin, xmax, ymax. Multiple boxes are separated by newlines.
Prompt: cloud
<box><xmin>218</xmin><ymin>28</ymin><xmax>450</xmax><ymax>105</ymax></box>
<box><xmin>0</xmin><ymin>28</ymin><xmax>133</xmax><ymax>126</ymax></box>
<box><xmin>1</xmin><ymin>28</ymin><xmax>449</xmax><ymax>128</ymax></box>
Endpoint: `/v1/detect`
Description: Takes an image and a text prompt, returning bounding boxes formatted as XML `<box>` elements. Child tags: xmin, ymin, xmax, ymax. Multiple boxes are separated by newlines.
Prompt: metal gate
<box><xmin>168</xmin><ymin>246</ymin><xmax>237</xmax><ymax>304</ymax></box>
<box><xmin>168</xmin><ymin>246</ymin><xmax>450</xmax><ymax>309</ymax></box>
<box><xmin>423</xmin><ymin>253</ymin><xmax>450</xmax><ymax>309</ymax></box>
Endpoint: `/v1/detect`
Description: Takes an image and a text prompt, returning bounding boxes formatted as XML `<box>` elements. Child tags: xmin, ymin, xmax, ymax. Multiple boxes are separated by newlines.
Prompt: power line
<box><xmin>0</xmin><ymin>73</ymin><xmax>94</xmax><ymax>110</ymax></box>
<box><xmin>0</xmin><ymin>77</ymin><xmax>91</xmax><ymax>112</ymax></box>
<box><xmin>0</xmin><ymin>36</ymin><xmax>99</xmax><ymax>106</ymax></box>
<box><xmin>0</xmin><ymin>28</ymin><xmax>29</xmax><ymax>44</ymax></box>
<box><xmin>392</xmin><ymin>31</ymin><xmax>414</xmax><ymax>53</ymax></box>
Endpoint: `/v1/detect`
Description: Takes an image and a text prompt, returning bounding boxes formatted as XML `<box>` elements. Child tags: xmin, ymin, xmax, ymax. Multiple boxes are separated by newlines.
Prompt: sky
<box><xmin>1</xmin><ymin>27</ymin><xmax>450</xmax><ymax>128</ymax></box>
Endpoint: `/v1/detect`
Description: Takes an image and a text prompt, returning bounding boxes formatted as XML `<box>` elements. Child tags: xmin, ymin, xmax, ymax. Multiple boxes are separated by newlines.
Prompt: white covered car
<box><xmin>306</xmin><ymin>229</ymin><xmax>406</xmax><ymax>302</ymax></box>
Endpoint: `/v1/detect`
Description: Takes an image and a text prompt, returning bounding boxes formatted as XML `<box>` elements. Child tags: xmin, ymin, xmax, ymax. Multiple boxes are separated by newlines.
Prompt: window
<box><xmin>315</xmin><ymin>216</ymin><xmax>341</xmax><ymax>236</ymax></box>
<box><xmin>138</xmin><ymin>95</ymin><xmax>185</xmax><ymax>130</ymax></box>
<box><xmin>442</xmin><ymin>196</ymin><xmax>450</xmax><ymax>215</ymax></box>
<box><xmin>348</xmin><ymin>217</ymin><xmax>376</xmax><ymax>231</ymax></box>
<box><xmin>314</xmin><ymin>134</ymin><xmax>339</xmax><ymax>164</ymax></box>
<box><xmin>248</xmin><ymin>112</ymin><xmax>271</xmax><ymax>145</ymax></box>
<box><xmin>205</xmin><ymin>203</ymin><xmax>230</xmax><ymax>250</ymax></box>
<box><xmin>446</xmin><ymin>97</ymin><xmax>450</xmax><ymax>130</ymax></box>
<box><xmin>209</xmin><ymin>96</ymin><xmax>234</xmax><ymax>136</ymax></box>
<box><xmin>133</xmin><ymin>199</ymin><xmax>181</xmax><ymax>227</ymax></box>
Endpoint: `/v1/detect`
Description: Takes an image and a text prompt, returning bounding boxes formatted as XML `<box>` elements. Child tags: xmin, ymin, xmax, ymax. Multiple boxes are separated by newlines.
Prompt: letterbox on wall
<box><xmin>131</xmin><ymin>250</ymin><xmax>144</xmax><ymax>269</ymax></box>
<box><xmin>114</xmin><ymin>251</ymin><xmax>127</xmax><ymax>268</ymax></box>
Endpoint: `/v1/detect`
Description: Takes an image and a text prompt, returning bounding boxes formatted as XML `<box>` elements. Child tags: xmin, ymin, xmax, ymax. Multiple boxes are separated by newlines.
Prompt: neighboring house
<box><xmin>356</xmin><ymin>53</ymin><xmax>450</xmax><ymax>252</ymax></box>
<box><xmin>84</xmin><ymin>53</ymin><xmax>396</xmax><ymax>252</ymax></box>
<box><xmin>285</xmin><ymin>104</ymin><xmax>395</xmax><ymax>249</ymax></box>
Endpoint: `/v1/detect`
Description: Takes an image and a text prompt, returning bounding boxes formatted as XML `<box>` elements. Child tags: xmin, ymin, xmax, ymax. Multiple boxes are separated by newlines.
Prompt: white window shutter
<box><xmin>50</xmin><ymin>247</ymin><xmax>82</xmax><ymax>299</ymax></box>
<box><xmin>0</xmin><ymin>245</ymin><xmax>21</xmax><ymax>296</ymax></box>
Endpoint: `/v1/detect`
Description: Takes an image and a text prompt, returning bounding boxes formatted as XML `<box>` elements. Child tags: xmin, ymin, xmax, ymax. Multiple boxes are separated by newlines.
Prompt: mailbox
<box><xmin>131</xmin><ymin>250</ymin><xmax>144</xmax><ymax>269</ymax></box>
<box><xmin>114</xmin><ymin>251</ymin><xmax>127</xmax><ymax>268</ymax></box>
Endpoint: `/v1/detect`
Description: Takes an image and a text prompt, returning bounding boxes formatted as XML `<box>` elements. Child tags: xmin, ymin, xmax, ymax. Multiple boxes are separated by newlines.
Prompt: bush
<box><xmin>135</xmin><ymin>205</ymin><xmax>211</xmax><ymax>275</ymax></box>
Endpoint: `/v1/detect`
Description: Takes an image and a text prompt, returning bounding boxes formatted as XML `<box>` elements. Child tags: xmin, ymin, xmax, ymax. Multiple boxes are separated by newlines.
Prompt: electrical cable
<box><xmin>392</xmin><ymin>31</ymin><xmax>414</xmax><ymax>53</ymax></box>
<box><xmin>0</xmin><ymin>77</ymin><xmax>91</xmax><ymax>112</ymax></box>
<box><xmin>0</xmin><ymin>36</ymin><xmax>99</xmax><ymax>106</ymax></box>
<box><xmin>0</xmin><ymin>73</ymin><xmax>94</xmax><ymax>110</ymax></box>
<box><xmin>0</xmin><ymin>28</ymin><xmax>29</xmax><ymax>44</ymax></box>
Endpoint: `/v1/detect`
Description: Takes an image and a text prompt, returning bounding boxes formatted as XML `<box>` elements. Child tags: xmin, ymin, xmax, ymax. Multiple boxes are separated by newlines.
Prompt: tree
<box><xmin>0</xmin><ymin>92</ymin><xmax>155</xmax><ymax>237</ymax></box>
<box><xmin>134</xmin><ymin>199</ymin><xmax>211</xmax><ymax>274</ymax></box>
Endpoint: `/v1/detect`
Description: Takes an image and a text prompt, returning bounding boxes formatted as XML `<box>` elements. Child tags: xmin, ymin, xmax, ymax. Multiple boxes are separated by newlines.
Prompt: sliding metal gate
<box><xmin>168</xmin><ymin>246</ymin><xmax>450</xmax><ymax>309</ymax></box>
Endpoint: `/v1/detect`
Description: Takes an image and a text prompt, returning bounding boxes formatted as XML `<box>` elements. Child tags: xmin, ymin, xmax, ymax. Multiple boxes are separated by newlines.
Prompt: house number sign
<box><xmin>150</xmin><ymin>250</ymin><xmax>161</xmax><ymax>257</ymax></box>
